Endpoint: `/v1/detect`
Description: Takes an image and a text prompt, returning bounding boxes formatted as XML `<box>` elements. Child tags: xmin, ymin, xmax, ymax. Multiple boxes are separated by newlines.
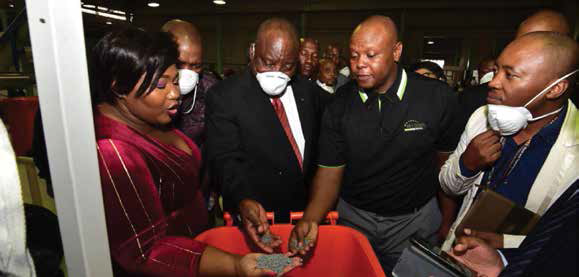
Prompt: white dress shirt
<box><xmin>271</xmin><ymin>85</ymin><xmax>305</xmax><ymax>159</ymax></box>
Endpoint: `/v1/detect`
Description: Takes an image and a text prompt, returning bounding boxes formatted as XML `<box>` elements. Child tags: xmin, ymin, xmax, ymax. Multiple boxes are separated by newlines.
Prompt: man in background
<box><xmin>326</xmin><ymin>44</ymin><xmax>351</xmax><ymax>89</ymax></box>
<box><xmin>298</xmin><ymin>38</ymin><xmax>320</xmax><ymax>81</ymax></box>
<box><xmin>162</xmin><ymin>19</ymin><xmax>219</xmax><ymax>147</ymax></box>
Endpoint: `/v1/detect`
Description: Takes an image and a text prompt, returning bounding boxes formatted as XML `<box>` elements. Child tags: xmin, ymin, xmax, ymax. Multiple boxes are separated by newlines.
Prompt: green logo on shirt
<box><xmin>403</xmin><ymin>120</ymin><xmax>427</xmax><ymax>132</ymax></box>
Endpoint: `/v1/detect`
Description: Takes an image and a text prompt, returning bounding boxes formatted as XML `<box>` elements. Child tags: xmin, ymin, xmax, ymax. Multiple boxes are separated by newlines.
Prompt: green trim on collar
<box><xmin>318</xmin><ymin>164</ymin><xmax>346</xmax><ymax>168</ymax></box>
<box><xmin>358</xmin><ymin>69</ymin><xmax>408</xmax><ymax>107</ymax></box>
<box><xmin>397</xmin><ymin>69</ymin><xmax>408</xmax><ymax>100</ymax></box>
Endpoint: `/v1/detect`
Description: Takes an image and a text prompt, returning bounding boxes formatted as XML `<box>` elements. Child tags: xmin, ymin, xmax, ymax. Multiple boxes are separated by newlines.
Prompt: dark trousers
<box><xmin>337</xmin><ymin>197</ymin><xmax>442</xmax><ymax>274</ymax></box>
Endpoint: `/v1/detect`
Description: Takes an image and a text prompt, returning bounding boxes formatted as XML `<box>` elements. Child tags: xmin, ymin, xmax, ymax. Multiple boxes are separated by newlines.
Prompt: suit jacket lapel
<box><xmin>242</xmin><ymin>70</ymin><xmax>300</xmax><ymax>169</ymax></box>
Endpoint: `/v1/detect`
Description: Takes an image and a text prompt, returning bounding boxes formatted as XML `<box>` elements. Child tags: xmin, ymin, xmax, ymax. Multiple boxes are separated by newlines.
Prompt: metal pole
<box><xmin>24</xmin><ymin>0</ymin><xmax>113</xmax><ymax>276</ymax></box>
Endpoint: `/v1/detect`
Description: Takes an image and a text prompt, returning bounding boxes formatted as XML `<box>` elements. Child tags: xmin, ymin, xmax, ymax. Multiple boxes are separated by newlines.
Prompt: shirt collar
<box><xmin>358</xmin><ymin>65</ymin><xmax>407</xmax><ymax>104</ymax></box>
<box><xmin>316</xmin><ymin>80</ymin><xmax>335</xmax><ymax>94</ymax></box>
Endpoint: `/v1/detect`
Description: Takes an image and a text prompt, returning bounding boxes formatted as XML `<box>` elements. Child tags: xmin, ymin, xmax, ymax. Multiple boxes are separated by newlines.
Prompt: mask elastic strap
<box><xmin>529</xmin><ymin>106</ymin><xmax>564</xmax><ymax>122</ymax></box>
<box><xmin>524</xmin><ymin>69</ymin><xmax>579</xmax><ymax>108</ymax></box>
<box><xmin>184</xmin><ymin>85</ymin><xmax>198</xmax><ymax>114</ymax></box>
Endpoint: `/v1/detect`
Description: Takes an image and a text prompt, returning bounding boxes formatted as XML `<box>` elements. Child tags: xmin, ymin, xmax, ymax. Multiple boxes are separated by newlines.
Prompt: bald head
<box><xmin>251</xmin><ymin>18</ymin><xmax>299</xmax><ymax>77</ymax></box>
<box><xmin>516</xmin><ymin>10</ymin><xmax>570</xmax><ymax>38</ymax></box>
<box><xmin>256</xmin><ymin>18</ymin><xmax>299</xmax><ymax>51</ymax></box>
<box><xmin>512</xmin><ymin>31</ymin><xmax>577</xmax><ymax>77</ymax></box>
<box><xmin>353</xmin><ymin>15</ymin><xmax>399</xmax><ymax>43</ymax></box>
<box><xmin>161</xmin><ymin>19</ymin><xmax>203</xmax><ymax>71</ymax></box>
<box><xmin>162</xmin><ymin>19</ymin><xmax>202</xmax><ymax>44</ymax></box>
<box><xmin>350</xmin><ymin>15</ymin><xmax>402</xmax><ymax>92</ymax></box>
<box><xmin>489</xmin><ymin>31</ymin><xmax>577</xmax><ymax>112</ymax></box>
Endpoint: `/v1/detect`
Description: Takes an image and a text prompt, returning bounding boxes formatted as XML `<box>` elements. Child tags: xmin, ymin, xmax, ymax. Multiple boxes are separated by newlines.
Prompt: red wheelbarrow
<box><xmin>196</xmin><ymin>212</ymin><xmax>386</xmax><ymax>277</ymax></box>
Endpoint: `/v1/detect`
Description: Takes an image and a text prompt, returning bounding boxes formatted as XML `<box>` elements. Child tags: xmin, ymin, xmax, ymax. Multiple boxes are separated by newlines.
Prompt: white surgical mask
<box><xmin>178</xmin><ymin>69</ymin><xmax>199</xmax><ymax>95</ymax></box>
<box><xmin>255</xmin><ymin>71</ymin><xmax>291</xmax><ymax>96</ymax></box>
<box><xmin>479</xmin><ymin>71</ymin><xmax>494</xmax><ymax>84</ymax></box>
<box><xmin>487</xmin><ymin>69</ymin><xmax>578</xmax><ymax>136</ymax></box>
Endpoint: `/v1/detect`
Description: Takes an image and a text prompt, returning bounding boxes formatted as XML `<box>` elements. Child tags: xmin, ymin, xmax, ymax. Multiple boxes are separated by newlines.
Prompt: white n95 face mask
<box><xmin>479</xmin><ymin>71</ymin><xmax>494</xmax><ymax>84</ymax></box>
<box><xmin>178</xmin><ymin>69</ymin><xmax>199</xmax><ymax>95</ymax></box>
<box><xmin>488</xmin><ymin>69</ymin><xmax>578</xmax><ymax>136</ymax></box>
<box><xmin>255</xmin><ymin>71</ymin><xmax>291</xmax><ymax>96</ymax></box>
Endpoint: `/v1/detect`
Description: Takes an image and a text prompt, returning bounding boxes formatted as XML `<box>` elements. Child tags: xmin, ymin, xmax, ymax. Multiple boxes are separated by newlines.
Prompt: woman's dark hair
<box><xmin>90</xmin><ymin>27</ymin><xmax>179</xmax><ymax>104</ymax></box>
<box><xmin>408</xmin><ymin>61</ymin><xmax>447</xmax><ymax>82</ymax></box>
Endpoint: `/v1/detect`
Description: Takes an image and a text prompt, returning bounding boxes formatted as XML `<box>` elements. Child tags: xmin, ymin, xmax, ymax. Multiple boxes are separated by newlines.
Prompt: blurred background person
<box><xmin>326</xmin><ymin>44</ymin><xmax>351</xmax><ymax>89</ymax></box>
<box><xmin>314</xmin><ymin>58</ymin><xmax>338</xmax><ymax>112</ymax></box>
<box><xmin>162</xmin><ymin>19</ymin><xmax>219</xmax><ymax>148</ymax></box>
<box><xmin>298</xmin><ymin>37</ymin><xmax>319</xmax><ymax>81</ymax></box>
<box><xmin>457</xmin><ymin>57</ymin><xmax>496</xmax><ymax>131</ymax></box>
<box><xmin>409</xmin><ymin>61</ymin><xmax>447</xmax><ymax>83</ymax></box>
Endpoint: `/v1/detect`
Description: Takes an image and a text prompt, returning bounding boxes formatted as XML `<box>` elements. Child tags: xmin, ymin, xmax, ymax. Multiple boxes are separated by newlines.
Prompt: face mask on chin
<box><xmin>487</xmin><ymin>69</ymin><xmax>578</xmax><ymax>136</ymax></box>
<box><xmin>255</xmin><ymin>71</ymin><xmax>291</xmax><ymax>96</ymax></box>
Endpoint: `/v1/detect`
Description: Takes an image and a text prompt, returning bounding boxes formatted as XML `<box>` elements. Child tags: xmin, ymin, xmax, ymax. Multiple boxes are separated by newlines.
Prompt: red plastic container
<box><xmin>195</xmin><ymin>224</ymin><xmax>386</xmax><ymax>277</ymax></box>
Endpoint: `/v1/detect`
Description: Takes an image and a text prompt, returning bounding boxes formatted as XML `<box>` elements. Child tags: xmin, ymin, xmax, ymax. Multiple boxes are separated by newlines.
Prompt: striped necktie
<box><xmin>271</xmin><ymin>98</ymin><xmax>303</xmax><ymax>170</ymax></box>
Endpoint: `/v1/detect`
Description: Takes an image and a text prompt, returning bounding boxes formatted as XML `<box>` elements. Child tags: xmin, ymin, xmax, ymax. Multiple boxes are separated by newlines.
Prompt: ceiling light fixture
<box><xmin>147</xmin><ymin>1</ymin><xmax>160</xmax><ymax>7</ymax></box>
<box><xmin>213</xmin><ymin>0</ymin><xmax>226</xmax><ymax>5</ymax></box>
<box><xmin>106</xmin><ymin>21</ymin><xmax>112</xmax><ymax>25</ymax></box>
<box><xmin>427</xmin><ymin>40</ymin><xmax>435</xmax><ymax>45</ymax></box>
<box><xmin>9</xmin><ymin>2</ymin><xmax>15</xmax><ymax>8</ymax></box>
<box><xmin>81</xmin><ymin>8</ymin><xmax>127</xmax><ymax>21</ymax></box>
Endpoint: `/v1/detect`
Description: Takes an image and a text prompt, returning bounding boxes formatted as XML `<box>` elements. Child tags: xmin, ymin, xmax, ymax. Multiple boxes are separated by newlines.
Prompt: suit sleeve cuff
<box><xmin>459</xmin><ymin>156</ymin><xmax>479</xmax><ymax>177</ymax></box>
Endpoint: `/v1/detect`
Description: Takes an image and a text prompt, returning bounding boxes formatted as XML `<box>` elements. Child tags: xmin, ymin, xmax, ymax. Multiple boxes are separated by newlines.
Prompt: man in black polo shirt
<box><xmin>288</xmin><ymin>15</ymin><xmax>461</xmax><ymax>273</ymax></box>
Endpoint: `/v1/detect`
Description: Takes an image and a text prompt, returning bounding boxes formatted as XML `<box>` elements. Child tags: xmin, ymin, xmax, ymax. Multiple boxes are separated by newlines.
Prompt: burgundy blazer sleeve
<box><xmin>96</xmin><ymin>139</ymin><xmax>207</xmax><ymax>277</ymax></box>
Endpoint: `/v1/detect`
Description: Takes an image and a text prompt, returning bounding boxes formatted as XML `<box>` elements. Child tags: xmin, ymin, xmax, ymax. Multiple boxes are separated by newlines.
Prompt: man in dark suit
<box><xmin>206</xmin><ymin>18</ymin><xmax>319</xmax><ymax>252</ymax></box>
<box><xmin>448</xmin><ymin>178</ymin><xmax>577</xmax><ymax>277</ymax></box>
